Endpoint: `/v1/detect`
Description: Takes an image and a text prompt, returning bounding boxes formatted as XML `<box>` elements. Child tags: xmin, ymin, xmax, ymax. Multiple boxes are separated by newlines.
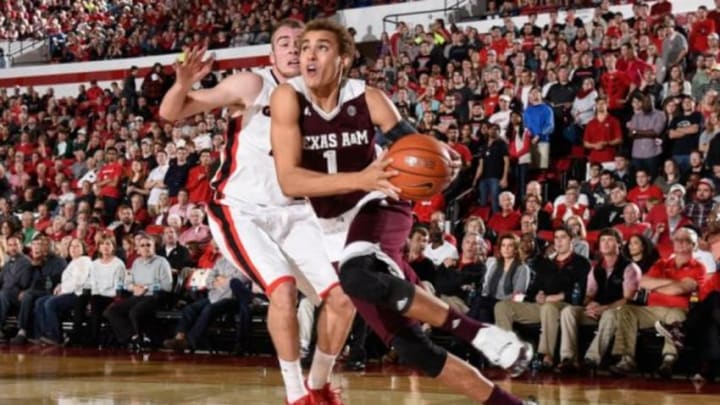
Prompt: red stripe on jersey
<box><xmin>211</xmin><ymin>115</ymin><xmax>243</xmax><ymax>194</ymax></box>
<box><xmin>206</xmin><ymin>202</ymin><xmax>267</xmax><ymax>289</ymax></box>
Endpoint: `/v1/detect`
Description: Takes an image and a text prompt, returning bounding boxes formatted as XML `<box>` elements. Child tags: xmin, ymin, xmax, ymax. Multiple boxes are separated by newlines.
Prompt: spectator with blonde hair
<box><xmin>565</xmin><ymin>215</ymin><xmax>590</xmax><ymax>259</ymax></box>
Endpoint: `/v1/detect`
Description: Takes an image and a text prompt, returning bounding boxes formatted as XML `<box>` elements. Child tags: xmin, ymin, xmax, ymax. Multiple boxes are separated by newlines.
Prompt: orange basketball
<box><xmin>386</xmin><ymin>134</ymin><xmax>453</xmax><ymax>201</ymax></box>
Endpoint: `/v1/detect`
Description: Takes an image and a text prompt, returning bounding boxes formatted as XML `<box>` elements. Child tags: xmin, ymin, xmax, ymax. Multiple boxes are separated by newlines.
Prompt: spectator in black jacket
<box><xmin>10</xmin><ymin>236</ymin><xmax>67</xmax><ymax>345</ymax></box>
<box><xmin>433</xmin><ymin>232</ymin><xmax>486</xmax><ymax>313</ymax></box>
<box><xmin>163</xmin><ymin>146</ymin><xmax>191</xmax><ymax>198</ymax></box>
<box><xmin>406</xmin><ymin>226</ymin><xmax>435</xmax><ymax>288</ymax></box>
<box><xmin>157</xmin><ymin>227</ymin><xmax>192</xmax><ymax>273</ymax></box>
<box><xmin>495</xmin><ymin>226</ymin><xmax>591</xmax><ymax>369</ymax></box>
<box><xmin>0</xmin><ymin>235</ymin><xmax>32</xmax><ymax>342</ymax></box>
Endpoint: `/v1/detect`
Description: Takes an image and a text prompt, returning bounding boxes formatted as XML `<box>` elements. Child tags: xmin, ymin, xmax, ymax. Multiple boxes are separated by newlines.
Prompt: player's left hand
<box><xmin>445</xmin><ymin>145</ymin><xmax>462</xmax><ymax>180</ymax></box>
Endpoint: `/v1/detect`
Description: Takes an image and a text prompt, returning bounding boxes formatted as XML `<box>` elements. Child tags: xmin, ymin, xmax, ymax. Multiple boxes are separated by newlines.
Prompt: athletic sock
<box><xmin>486</xmin><ymin>384</ymin><xmax>523</xmax><ymax>405</ymax></box>
<box><xmin>307</xmin><ymin>349</ymin><xmax>337</xmax><ymax>389</ymax></box>
<box><xmin>279</xmin><ymin>358</ymin><xmax>307</xmax><ymax>402</ymax></box>
<box><xmin>439</xmin><ymin>307</ymin><xmax>486</xmax><ymax>343</ymax></box>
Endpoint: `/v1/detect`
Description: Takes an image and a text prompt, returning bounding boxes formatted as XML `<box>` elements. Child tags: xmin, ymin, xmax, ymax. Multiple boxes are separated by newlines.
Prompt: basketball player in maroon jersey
<box><xmin>160</xmin><ymin>20</ymin><xmax>353</xmax><ymax>405</ymax></box>
<box><xmin>271</xmin><ymin>20</ymin><xmax>536</xmax><ymax>405</ymax></box>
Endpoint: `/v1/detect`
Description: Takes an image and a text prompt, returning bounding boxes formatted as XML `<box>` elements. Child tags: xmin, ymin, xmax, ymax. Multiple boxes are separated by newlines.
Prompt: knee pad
<box><xmin>391</xmin><ymin>326</ymin><xmax>448</xmax><ymax>377</ymax></box>
<box><xmin>339</xmin><ymin>254</ymin><xmax>415</xmax><ymax>313</ymax></box>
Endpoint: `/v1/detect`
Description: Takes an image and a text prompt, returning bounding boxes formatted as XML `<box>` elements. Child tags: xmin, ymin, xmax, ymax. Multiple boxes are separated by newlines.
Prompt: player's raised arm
<box><xmin>270</xmin><ymin>84</ymin><xmax>400</xmax><ymax>198</ymax></box>
<box><xmin>159</xmin><ymin>46</ymin><xmax>263</xmax><ymax>122</ymax></box>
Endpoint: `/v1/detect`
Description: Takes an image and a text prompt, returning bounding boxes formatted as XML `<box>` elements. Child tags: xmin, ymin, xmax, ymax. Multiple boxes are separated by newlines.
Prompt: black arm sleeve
<box><xmin>383</xmin><ymin>120</ymin><xmax>417</xmax><ymax>143</ymax></box>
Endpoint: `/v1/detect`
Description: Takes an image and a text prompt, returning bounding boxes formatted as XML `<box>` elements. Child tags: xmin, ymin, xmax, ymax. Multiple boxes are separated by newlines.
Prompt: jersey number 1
<box><xmin>323</xmin><ymin>150</ymin><xmax>338</xmax><ymax>174</ymax></box>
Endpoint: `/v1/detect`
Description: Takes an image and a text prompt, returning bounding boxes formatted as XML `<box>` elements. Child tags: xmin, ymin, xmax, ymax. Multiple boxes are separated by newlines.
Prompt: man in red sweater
<box><xmin>185</xmin><ymin>149</ymin><xmax>212</xmax><ymax>205</ymax></box>
<box><xmin>627</xmin><ymin>169</ymin><xmax>664</xmax><ymax>214</ymax></box>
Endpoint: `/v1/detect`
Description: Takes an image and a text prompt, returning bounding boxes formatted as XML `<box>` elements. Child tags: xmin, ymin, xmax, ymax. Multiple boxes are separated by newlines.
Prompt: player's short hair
<box><xmin>302</xmin><ymin>18</ymin><xmax>356</xmax><ymax>59</ymax></box>
<box><xmin>270</xmin><ymin>18</ymin><xmax>305</xmax><ymax>47</ymax></box>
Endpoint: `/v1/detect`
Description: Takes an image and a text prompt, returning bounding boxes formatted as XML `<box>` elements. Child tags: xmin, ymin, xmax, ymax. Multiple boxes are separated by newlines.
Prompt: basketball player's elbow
<box><xmin>158</xmin><ymin>104</ymin><xmax>177</xmax><ymax>122</ymax></box>
<box><xmin>276</xmin><ymin>170</ymin><xmax>303</xmax><ymax>197</ymax></box>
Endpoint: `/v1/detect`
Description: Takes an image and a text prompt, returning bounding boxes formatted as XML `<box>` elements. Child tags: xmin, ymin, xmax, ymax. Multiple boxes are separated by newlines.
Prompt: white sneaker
<box><xmin>471</xmin><ymin>325</ymin><xmax>533</xmax><ymax>377</ymax></box>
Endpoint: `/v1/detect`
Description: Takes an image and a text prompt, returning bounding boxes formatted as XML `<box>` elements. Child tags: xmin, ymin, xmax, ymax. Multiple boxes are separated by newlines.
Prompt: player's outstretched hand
<box><xmin>358</xmin><ymin>151</ymin><xmax>401</xmax><ymax>199</ymax></box>
<box><xmin>445</xmin><ymin>144</ymin><xmax>462</xmax><ymax>180</ymax></box>
<box><xmin>174</xmin><ymin>45</ymin><xmax>214</xmax><ymax>89</ymax></box>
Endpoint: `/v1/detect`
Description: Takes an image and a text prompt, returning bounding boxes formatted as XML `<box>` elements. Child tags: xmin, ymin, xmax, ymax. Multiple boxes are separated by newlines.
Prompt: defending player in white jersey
<box><xmin>159</xmin><ymin>19</ymin><xmax>353</xmax><ymax>405</ymax></box>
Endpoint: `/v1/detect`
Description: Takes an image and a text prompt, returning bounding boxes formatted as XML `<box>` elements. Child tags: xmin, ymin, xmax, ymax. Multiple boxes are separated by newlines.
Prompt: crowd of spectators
<box><xmin>0</xmin><ymin>0</ymin><xmax>719</xmax><ymax>382</ymax></box>
<box><xmin>0</xmin><ymin>1</ymin><xmax>639</xmax><ymax>64</ymax></box>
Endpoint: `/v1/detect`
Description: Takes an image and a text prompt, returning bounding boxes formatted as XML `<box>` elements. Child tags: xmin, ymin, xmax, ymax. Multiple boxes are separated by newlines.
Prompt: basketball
<box><xmin>386</xmin><ymin>134</ymin><xmax>454</xmax><ymax>201</ymax></box>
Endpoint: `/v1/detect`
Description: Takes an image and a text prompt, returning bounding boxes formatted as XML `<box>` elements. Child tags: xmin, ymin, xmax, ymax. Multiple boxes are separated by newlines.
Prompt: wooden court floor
<box><xmin>0</xmin><ymin>347</ymin><xmax>718</xmax><ymax>404</ymax></box>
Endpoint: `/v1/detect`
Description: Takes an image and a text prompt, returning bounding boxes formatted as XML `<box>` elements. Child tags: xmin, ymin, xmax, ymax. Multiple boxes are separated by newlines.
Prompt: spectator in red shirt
<box><xmin>487</xmin><ymin>191</ymin><xmax>521</xmax><ymax>234</ymax></box>
<box><xmin>652</xmin><ymin>195</ymin><xmax>694</xmax><ymax>258</ymax></box>
<box><xmin>656</xmin><ymin>224</ymin><xmax>720</xmax><ymax>381</ymax></box>
<box><xmin>614</xmin><ymin>203</ymin><xmax>652</xmax><ymax>242</ymax></box>
<box><xmin>611</xmin><ymin>227</ymin><xmax>706</xmax><ymax>377</ymax></box>
<box><xmin>650</xmin><ymin>0</ymin><xmax>673</xmax><ymax>24</ymax></box>
<box><xmin>96</xmin><ymin>147</ymin><xmax>123</xmax><ymax>224</ymax></box>
<box><xmin>690</xmin><ymin>6</ymin><xmax>716</xmax><ymax>56</ymax></box>
<box><xmin>600</xmin><ymin>52</ymin><xmax>635</xmax><ymax>116</ymax></box>
<box><xmin>446</xmin><ymin>124</ymin><xmax>472</xmax><ymax>167</ymax></box>
<box><xmin>583</xmin><ymin>97</ymin><xmax>622</xmax><ymax>169</ymax></box>
<box><xmin>552</xmin><ymin>185</ymin><xmax>590</xmax><ymax>227</ymax></box>
<box><xmin>413</xmin><ymin>193</ymin><xmax>445</xmax><ymax>224</ymax></box>
<box><xmin>627</xmin><ymin>169</ymin><xmax>665</xmax><ymax>214</ymax></box>
<box><xmin>185</xmin><ymin>149</ymin><xmax>213</xmax><ymax>205</ymax></box>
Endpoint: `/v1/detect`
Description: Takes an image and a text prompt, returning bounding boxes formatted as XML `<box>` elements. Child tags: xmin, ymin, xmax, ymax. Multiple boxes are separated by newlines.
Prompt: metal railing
<box><xmin>382</xmin><ymin>0</ymin><xmax>469</xmax><ymax>33</ymax></box>
<box><xmin>3</xmin><ymin>37</ymin><xmax>47</xmax><ymax>66</ymax></box>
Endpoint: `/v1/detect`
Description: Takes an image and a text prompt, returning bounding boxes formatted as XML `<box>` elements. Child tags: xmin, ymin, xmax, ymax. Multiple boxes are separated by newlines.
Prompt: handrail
<box><xmin>447</xmin><ymin>186</ymin><xmax>474</xmax><ymax>226</ymax></box>
<box><xmin>3</xmin><ymin>37</ymin><xmax>48</xmax><ymax>65</ymax></box>
<box><xmin>382</xmin><ymin>0</ymin><xmax>468</xmax><ymax>33</ymax></box>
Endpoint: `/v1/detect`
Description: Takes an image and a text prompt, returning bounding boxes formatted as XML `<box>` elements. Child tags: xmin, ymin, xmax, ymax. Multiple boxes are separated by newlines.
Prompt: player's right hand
<box><xmin>174</xmin><ymin>45</ymin><xmax>214</xmax><ymax>88</ymax></box>
<box><xmin>358</xmin><ymin>151</ymin><xmax>401</xmax><ymax>200</ymax></box>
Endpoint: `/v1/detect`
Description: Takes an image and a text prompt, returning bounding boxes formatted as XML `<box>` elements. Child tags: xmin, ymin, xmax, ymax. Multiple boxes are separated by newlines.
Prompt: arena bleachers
<box><xmin>0</xmin><ymin>0</ymin><xmax>719</xmax><ymax>384</ymax></box>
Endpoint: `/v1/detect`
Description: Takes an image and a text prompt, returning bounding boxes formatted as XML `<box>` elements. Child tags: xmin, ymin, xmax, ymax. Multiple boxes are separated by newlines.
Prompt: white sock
<box><xmin>279</xmin><ymin>358</ymin><xmax>307</xmax><ymax>402</ymax></box>
<box><xmin>307</xmin><ymin>349</ymin><xmax>337</xmax><ymax>390</ymax></box>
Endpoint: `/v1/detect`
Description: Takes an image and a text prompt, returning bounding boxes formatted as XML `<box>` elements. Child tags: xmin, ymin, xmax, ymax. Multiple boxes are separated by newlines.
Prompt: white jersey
<box><xmin>210</xmin><ymin>68</ymin><xmax>293</xmax><ymax>206</ymax></box>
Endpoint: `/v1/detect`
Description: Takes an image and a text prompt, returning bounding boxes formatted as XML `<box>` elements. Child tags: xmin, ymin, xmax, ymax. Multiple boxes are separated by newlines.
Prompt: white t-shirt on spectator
<box><xmin>424</xmin><ymin>242</ymin><xmax>459</xmax><ymax>266</ymax></box>
<box><xmin>147</xmin><ymin>164</ymin><xmax>169</xmax><ymax>206</ymax></box>
<box><xmin>193</xmin><ymin>132</ymin><xmax>212</xmax><ymax>151</ymax></box>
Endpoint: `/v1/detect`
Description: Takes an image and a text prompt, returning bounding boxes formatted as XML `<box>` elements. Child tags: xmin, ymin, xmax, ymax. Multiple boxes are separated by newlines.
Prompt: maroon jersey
<box><xmin>288</xmin><ymin>78</ymin><xmax>377</xmax><ymax>218</ymax></box>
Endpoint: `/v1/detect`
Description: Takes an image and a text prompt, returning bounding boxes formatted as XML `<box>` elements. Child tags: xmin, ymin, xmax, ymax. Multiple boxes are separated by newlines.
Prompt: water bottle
<box><xmin>530</xmin><ymin>352</ymin><xmax>543</xmax><ymax>377</ymax></box>
<box><xmin>152</xmin><ymin>279</ymin><xmax>160</xmax><ymax>294</ymax></box>
<box><xmin>115</xmin><ymin>273</ymin><xmax>124</xmax><ymax>294</ymax></box>
<box><xmin>44</xmin><ymin>276</ymin><xmax>52</xmax><ymax>293</ymax></box>
<box><xmin>467</xmin><ymin>285</ymin><xmax>477</xmax><ymax>305</ymax></box>
<box><xmin>571</xmin><ymin>282</ymin><xmax>582</xmax><ymax>306</ymax></box>
<box><xmin>191</xmin><ymin>277</ymin><xmax>198</xmax><ymax>294</ymax></box>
